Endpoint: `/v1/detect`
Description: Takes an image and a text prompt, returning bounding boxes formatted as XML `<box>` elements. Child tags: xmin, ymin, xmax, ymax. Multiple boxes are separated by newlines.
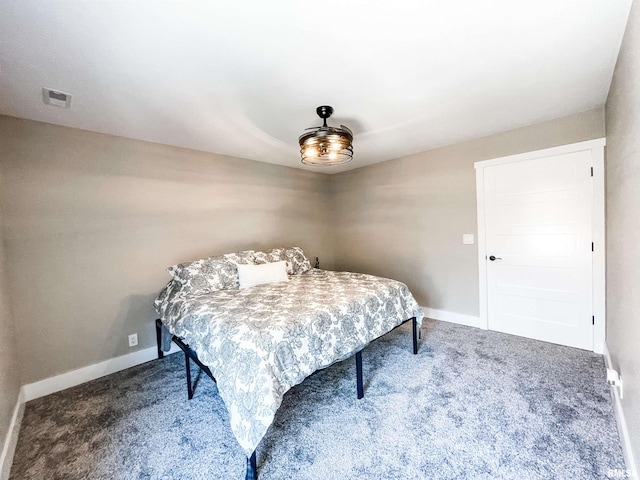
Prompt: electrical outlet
<box><xmin>128</xmin><ymin>333</ymin><xmax>138</xmax><ymax>348</ymax></box>
<box><xmin>607</xmin><ymin>368</ymin><xmax>624</xmax><ymax>399</ymax></box>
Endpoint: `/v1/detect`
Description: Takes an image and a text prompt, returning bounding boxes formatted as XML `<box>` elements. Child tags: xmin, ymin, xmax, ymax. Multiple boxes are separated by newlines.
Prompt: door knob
<box><xmin>489</xmin><ymin>255</ymin><xmax>502</xmax><ymax>261</ymax></box>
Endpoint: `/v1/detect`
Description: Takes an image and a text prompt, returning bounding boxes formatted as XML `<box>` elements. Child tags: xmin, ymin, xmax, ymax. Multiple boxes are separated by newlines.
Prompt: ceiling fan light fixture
<box><xmin>299</xmin><ymin>106</ymin><xmax>353</xmax><ymax>166</ymax></box>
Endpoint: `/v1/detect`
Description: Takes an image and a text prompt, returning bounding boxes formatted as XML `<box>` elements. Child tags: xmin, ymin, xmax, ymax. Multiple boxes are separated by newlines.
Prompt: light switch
<box><xmin>463</xmin><ymin>234</ymin><xmax>475</xmax><ymax>245</ymax></box>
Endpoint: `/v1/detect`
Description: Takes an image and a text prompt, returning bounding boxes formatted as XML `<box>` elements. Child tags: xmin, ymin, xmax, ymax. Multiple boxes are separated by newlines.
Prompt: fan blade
<box><xmin>340</xmin><ymin>125</ymin><xmax>353</xmax><ymax>135</ymax></box>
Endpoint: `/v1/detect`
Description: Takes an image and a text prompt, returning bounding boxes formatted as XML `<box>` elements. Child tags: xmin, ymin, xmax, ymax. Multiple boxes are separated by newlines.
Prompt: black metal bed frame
<box><xmin>155</xmin><ymin>316</ymin><xmax>419</xmax><ymax>480</ymax></box>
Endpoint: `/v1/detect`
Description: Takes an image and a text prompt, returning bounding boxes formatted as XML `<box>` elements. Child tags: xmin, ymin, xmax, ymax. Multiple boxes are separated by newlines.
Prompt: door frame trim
<box><xmin>474</xmin><ymin>138</ymin><xmax>606</xmax><ymax>353</ymax></box>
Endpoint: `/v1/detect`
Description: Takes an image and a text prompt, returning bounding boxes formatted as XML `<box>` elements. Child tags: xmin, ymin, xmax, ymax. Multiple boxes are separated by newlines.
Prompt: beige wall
<box><xmin>0</xmin><ymin>188</ymin><xmax>20</xmax><ymax>472</ymax></box>
<box><xmin>0</xmin><ymin>107</ymin><xmax>611</xmax><ymax>386</ymax></box>
<box><xmin>331</xmin><ymin>108</ymin><xmax>605</xmax><ymax>315</ymax></box>
<box><xmin>0</xmin><ymin>116</ymin><xmax>334</xmax><ymax>384</ymax></box>
<box><xmin>605</xmin><ymin>0</ymin><xmax>640</xmax><ymax>473</ymax></box>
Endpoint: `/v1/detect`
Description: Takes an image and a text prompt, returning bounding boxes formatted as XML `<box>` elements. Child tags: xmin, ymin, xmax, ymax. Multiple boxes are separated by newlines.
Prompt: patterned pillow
<box><xmin>253</xmin><ymin>248</ymin><xmax>287</xmax><ymax>268</ymax></box>
<box><xmin>167</xmin><ymin>250</ymin><xmax>255</xmax><ymax>295</ymax></box>
<box><xmin>285</xmin><ymin>246</ymin><xmax>313</xmax><ymax>274</ymax></box>
<box><xmin>222</xmin><ymin>250</ymin><xmax>257</xmax><ymax>288</ymax></box>
<box><xmin>253</xmin><ymin>246</ymin><xmax>312</xmax><ymax>275</ymax></box>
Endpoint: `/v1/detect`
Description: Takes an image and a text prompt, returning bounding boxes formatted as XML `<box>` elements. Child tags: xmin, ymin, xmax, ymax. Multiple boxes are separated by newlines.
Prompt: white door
<box><xmin>482</xmin><ymin>150</ymin><xmax>593</xmax><ymax>350</ymax></box>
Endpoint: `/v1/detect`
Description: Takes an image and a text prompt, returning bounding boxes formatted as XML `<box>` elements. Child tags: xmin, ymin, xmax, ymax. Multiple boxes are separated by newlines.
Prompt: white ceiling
<box><xmin>0</xmin><ymin>1</ymin><xmax>632</xmax><ymax>173</ymax></box>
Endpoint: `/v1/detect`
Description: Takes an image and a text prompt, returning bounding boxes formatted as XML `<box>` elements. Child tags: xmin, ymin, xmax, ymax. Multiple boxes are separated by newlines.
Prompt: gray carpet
<box><xmin>10</xmin><ymin>319</ymin><xmax>625</xmax><ymax>480</ymax></box>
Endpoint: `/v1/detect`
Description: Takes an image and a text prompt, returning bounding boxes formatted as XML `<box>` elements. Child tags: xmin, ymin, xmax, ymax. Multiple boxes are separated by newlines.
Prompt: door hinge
<box><xmin>592</xmin><ymin>242</ymin><xmax>594</xmax><ymax>252</ymax></box>
<box><xmin>592</xmin><ymin>316</ymin><xmax>595</xmax><ymax>325</ymax></box>
<box><xmin>591</xmin><ymin>167</ymin><xmax>594</xmax><ymax>177</ymax></box>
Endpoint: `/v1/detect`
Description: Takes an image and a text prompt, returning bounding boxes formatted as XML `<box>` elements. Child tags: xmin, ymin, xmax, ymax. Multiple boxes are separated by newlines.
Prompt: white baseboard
<box><xmin>21</xmin><ymin>344</ymin><xmax>181</xmax><ymax>403</ymax></box>
<box><xmin>0</xmin><ymin>389</ymin><xmax>25</xmax><ymax>480</ymax></box>
<box><xmin>421</xmin><ymin>307</ymin><xmax>484</xmax><ymax>329</ymax></box>
<box><xmin>603</xmin><ymin>343</ymin><xmax>638</xmax><ymax>478</ymax></box>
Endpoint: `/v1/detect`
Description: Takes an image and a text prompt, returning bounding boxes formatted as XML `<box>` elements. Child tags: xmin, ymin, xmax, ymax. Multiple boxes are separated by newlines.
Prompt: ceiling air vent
<box><xmin>42</xmin><ymin>88</ymin><xmax>71</xmax><ymax>108</ymax></box>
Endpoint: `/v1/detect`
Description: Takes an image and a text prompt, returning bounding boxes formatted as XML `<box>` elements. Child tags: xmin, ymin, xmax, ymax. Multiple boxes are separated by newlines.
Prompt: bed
<box><xmin>154</xmin><ymin>247</ymin><xmax>424</xmax><ymax>479</ymax></box>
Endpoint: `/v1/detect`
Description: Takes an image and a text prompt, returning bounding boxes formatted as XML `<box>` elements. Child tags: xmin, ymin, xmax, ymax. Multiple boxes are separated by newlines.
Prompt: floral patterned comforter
<box><xmin>154</xmin><ymin>269</ymin><xmax>424</xmax><ymax>455</ymax></box>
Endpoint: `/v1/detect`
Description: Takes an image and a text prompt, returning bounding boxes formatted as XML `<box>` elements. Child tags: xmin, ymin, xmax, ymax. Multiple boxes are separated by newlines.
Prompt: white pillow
<box><xmin>237</xmin><ymin>261</ymin><xmax>289</xmax><ymax>289</ymax></box>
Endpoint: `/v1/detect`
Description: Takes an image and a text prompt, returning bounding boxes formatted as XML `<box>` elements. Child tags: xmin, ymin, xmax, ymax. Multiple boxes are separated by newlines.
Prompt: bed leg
<box><xmin>412</xmin><ymin>317</ymin><xmax>418</xmax><ymax>354</ymax></box>
<box><xmin>245</xmin><ymin>451</ymin><xmax>257</xmax><ymax>480</ymax></box>
<box><xmin>185</xmin><ymin>352</ymin><xmax>194</xmax><ymax>400</ymax></box>
<box><xmin>155</xmin><ymin>319</ymin><xmax>164</xmax><ymax>360</ymax></box>
<box><xmin>355</xmin><ymin>350</ymin><xmax>364</xmax><ymax>399</ymax></box>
